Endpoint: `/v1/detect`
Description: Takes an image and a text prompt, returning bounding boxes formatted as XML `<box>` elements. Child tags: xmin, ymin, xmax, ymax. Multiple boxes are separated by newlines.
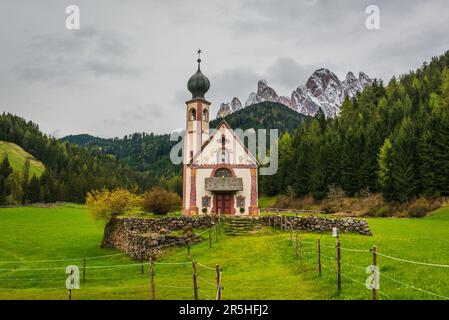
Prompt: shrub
<box><xmin>202</xmin><ymin>207</ymin><xmax>207</xmax><ymax>214</ymax></box>
<box><xmin>142</xmin><ymin>187</ymin><xmax>181</xmax><ymax>215</ymax></box>
<box><xmin>86</xmin><ymin>188</ymin><xmax>139</xmax><ymax>221</ymax></box>
<box><xmin>321</xmin><ymin>201</ymin><xmax>337</xmax><ymax>214</ymax></box>
<box><xmin>240</xmin><ymin>207</ymin><xmax>245</xmax><ymax>213</ymax></box>
<box><xmin>374</xmin><ymin>206</ymin><xmax>393</xmax><ymax>217</ymax></box>
<box><xmin>407</xmin><ymin>198</ymin><xmax>431</xmax><ymax>218</ymax></box>
<box><xmin>430</xmin><ymin>201</ymin><xmax>442</xmax><ymax>212</ymax></box>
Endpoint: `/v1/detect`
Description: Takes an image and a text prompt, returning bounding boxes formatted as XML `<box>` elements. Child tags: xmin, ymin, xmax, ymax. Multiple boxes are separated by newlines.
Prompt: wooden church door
<box><xmin>215</xmin><ymin>193</ymin><xmax>233</xmax><ymax>214</ymax></box>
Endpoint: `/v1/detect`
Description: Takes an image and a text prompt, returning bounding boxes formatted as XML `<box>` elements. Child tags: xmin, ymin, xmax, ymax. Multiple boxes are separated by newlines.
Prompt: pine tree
<box><xmin>378</xmin><ymin>138</ymin><xmax>395</xmax><ymax>201</ymax></box>
<box><xmin>390</xmin><ymin>118</ymin><xmax>418</xmax><ymax>202</ymax></box>
<box><xmin>27</xmin><ymin>175</ymin><xmax>41</xmax><ymax>203</ymax></box>
<box><xmin>0</xmin><ymin>156</ymin><xmax>13</xmax><ymax>204</ymax></box>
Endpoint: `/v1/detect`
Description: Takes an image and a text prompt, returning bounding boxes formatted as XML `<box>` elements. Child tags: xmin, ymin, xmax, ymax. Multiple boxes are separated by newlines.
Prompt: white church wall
<box><xmin>234</xmin><ymin>168</ymin><xmax>253</xmax><ymax>216</ymax></box>
<box><xmin>184</xmin><ymin>167</ymin><xmax>191</xmax><ymax>212</ymax></box>
<box><xmin>195</xmin><ymin>168</ymin><xmax>213</xmax><ymax>215</ymax></box>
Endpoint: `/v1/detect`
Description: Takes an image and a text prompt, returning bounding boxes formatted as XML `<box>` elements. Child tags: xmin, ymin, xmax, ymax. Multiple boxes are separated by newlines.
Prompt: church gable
<box><xmin>191</xmin><ymin>121</ymin><xmax>258</xmax><ymax>167</ymax></box>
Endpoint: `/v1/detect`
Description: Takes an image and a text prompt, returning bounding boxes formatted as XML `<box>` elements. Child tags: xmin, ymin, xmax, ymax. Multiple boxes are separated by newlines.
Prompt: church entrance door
<box><xmin>215</xmin><ymin>192</ymin><xmax>233</xmax><ymax>215</ymax></box>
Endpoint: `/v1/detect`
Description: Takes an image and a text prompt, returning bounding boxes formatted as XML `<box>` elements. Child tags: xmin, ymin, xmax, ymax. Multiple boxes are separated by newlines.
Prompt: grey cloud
<box><xmin>265</xmin><ymin>57</ymin><xmax>315</xmax><ymax>90</ymax></box>
<box><xmin>15</xmin><ymin>26</ymin><xmax>138</xmax><ymax>83</ymax></box>
<box><xmin>210</xmin><ymin>67</ymin><xmax>261</xmax><ymax>98</ymax></box>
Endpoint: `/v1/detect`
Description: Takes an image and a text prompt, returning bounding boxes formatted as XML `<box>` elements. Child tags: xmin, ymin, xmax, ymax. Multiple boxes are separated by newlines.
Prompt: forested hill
<box><xmin>261</xmin><ymin>50</ymin><xmax>449</xmax><ymax>202</ymax></box>
<box><xmin>0</xmin><ymin>113</ymin><xmax>149</xmax><ymax>203</ymax></box>
<box><xmin>210</xmin><ymin>102</ymin><xmax>310</xmax><ymax>133</ymax></box>
<box><xmin>61</xmin><ymin>102</ymin><xmax>310</xmax><ymax>174</ymax></box>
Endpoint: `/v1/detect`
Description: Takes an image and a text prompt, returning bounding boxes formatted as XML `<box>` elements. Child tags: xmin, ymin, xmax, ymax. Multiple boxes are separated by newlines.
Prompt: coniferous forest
<box><xmin>0</xmin><ymin>114</ymin><xmax>151</xmax><ymax>203</ymax></box>
<box><xmin>260</xmin><ymin>51</ymin><xmax>449</xmax><ymax>203</ymax></box>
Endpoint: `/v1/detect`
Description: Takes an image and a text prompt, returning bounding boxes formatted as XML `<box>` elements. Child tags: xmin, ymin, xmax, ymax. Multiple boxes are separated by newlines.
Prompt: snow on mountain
<box><xmin>217</xmin><ymin>97</ymin><xmax>243</xmax><ymax>118</ymax></box>
<box><xmin>217</xmin><ymin>68</ymin><xmax>373</xmax><ymax>118</ymax></box>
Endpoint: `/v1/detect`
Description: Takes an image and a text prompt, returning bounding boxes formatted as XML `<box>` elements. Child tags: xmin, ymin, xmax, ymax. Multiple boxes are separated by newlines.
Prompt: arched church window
<box><xmin>215</xmin><ymin>168</ymin><xmax>231</xmax><ymax>177</ymax></box>
<box><xmin>202</xmin><ymin>109</ymin><xmax>208</xmax><ymax>121</ymax></box>
<box><xmin>221</xmin><ymin>134</ymin><xmax>226</xmax><ymax>147</ymax></box>
<box><xmin>189</xmin><ymin>109</ymin><xmax>196</xmax><ymax>121</ymax></box>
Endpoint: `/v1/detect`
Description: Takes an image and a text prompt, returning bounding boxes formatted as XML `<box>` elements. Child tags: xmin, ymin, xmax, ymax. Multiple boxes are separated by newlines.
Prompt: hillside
<box><xmin>0</xmin><ymin>141</ymin><xmax>45</xmax><ymax>178</ymax></box>
<box><xmin>211</xmin><ymin>101</ymin><xmax>310</xmax><ymax>134</ymax></box>
<box><xmin>0</xmin><ymin>113</ymin><xmax>148</xmax><ymax>203</ymax></box>
<box><xmin>61</xmin><ymin>102</ymin><xmax>310</xmax><ymax>174</ymax></box>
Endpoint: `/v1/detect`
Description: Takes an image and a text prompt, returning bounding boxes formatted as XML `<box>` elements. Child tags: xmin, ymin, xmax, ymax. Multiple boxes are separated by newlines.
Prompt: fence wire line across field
<box><xmin>196</xmin><ymin>262</ymin><xmax>216</xmax><ymax>271</ymax></box>
<box><xmin>197</xmin><ymin>275</ymin><xmax>216</xmax><ymax>288</ymax></box>
<box><xmin>0</xmin><ymin>252</ymin><xmax>128</xmax><ymax>264</ymax></box>
<box><xmin>199</xmin><ymin>288</ymin><xmax>213</xmax><ymax>300</ymax></box>
<box><xmin>379</xmin><ymin>271</ymin><xmax>449</xmax><ymax>300</ymax></box>
<box><xmin>377</xmin><ymin>252</ymin><xmax>449</xmax><ymax>268</ymax></box>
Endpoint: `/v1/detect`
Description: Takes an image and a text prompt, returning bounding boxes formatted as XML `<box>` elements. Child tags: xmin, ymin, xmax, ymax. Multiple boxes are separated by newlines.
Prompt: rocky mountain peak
<box><xmin>217</xmin><ymin>97</ymin><xmax>243</xmax><ymax>118</ymax></box>
<box><xmin>218</xmin><ymin>68</ymin><xmax>373</xmax><ymax>118</ymax></box>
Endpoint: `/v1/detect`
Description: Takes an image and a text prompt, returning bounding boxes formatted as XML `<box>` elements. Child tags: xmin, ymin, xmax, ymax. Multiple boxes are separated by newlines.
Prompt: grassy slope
<box><xmin>0</xmin><ymin>205</ymin><xmax>448</xmax><ymax>300</ymax></box>
<box><xmin>0</xmin><ymin>141</ymin><xmax>45</xmax><ymax>178</ymax></box>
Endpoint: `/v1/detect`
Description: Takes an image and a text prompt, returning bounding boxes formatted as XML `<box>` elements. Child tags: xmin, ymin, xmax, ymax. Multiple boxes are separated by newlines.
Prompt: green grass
<box><xmin>258</xmin><ymin>196</ymin><xmax>277</xmax><ymax>208</ymax></box>
<box><xmin>0</xmin><ymin>141</ymin><xmax>45</xmax><ymax>178</ymax></box>
<box><xmin>0</xmin><ymin>205</ymin><xmax>448</xmax><ymax>300</ymax></box>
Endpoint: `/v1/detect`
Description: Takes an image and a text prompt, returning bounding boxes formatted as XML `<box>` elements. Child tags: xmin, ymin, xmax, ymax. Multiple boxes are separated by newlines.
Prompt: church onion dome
<box><xmin>187</xmin><ymin>58</ymin><xmax>210</xmax><ymax>99</ymax></box>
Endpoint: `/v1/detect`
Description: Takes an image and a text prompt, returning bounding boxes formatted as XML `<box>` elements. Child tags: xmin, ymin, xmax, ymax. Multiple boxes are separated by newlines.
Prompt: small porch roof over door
<box><xmin>205</xmin><ymin>177</ymin><xmax>243</xmax><ymax>192</ymax></box>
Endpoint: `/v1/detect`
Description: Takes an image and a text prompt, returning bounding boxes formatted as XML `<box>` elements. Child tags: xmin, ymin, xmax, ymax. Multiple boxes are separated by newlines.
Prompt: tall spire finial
<box><xmin>196</xmin><ymin>48</ymin><xmax>202</xmax><ymax>68</ymax></box>
<box><xmin>188</xmin><ymin>48</ymin><xmax>210</xmax><ymax>99</ymax></box>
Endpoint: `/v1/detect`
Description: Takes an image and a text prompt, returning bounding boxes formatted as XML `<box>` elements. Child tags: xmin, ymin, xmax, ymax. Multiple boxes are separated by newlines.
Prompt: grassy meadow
<box><xmin>0</xmin><ymin>141</ymin><xmax>45</xmax><ymax>178</ymax></box>
<box><xmin>0</xmin><ymin>204</ymin><xmax>448</xmax><ymax>300</ymax></box>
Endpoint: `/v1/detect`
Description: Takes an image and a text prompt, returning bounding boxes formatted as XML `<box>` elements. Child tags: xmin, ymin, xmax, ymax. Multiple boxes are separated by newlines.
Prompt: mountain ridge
<box><xmin>217</xmin><ymin>68</ymin><xmax>373</xmax><ymax>118</ymax></box>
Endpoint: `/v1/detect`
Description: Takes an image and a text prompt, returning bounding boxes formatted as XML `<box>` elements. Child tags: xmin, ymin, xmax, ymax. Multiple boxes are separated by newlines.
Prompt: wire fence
<box><xmin>281</xmin><ymin>223</ymin><xmax>449</xmax><ymax>300</ymax></box>
<box><xmin>0</xmin><ymin>225</ymin><xmax>222</xmax><ymax>300</ymax></box>
<box><xmin>2</xmin><ymin>219</ymin><xmax>449</xmax><ymax>300</ymax></box>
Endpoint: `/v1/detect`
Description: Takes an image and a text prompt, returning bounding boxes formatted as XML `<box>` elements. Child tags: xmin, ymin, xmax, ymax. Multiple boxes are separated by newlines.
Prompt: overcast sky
<box><xmin>1</xmin><ymin>0</ymin><xmax>448</xmax><ymax>138</ymax></box>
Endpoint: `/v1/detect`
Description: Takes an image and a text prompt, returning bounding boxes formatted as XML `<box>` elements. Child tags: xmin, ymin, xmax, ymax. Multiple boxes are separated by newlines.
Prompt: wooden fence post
<box><xmin>215</xmin><ymin>223</ymin><xmax>219</xmax><ymax>242</ymax></box>
<box><xmin>141</xmin><ymin>259</ymin><xmax>144</xmax><ymax>274</ymax></box>
<box><xmin>215</xmin><ymin>264</ymin><xmax>222</xmax><ymax>300</ymax></box>
<box><xmin>187</xmin><ymin>243</ymin><xmax>191</xmax><ymax>258</ymax></box>
<box><xmin>209</xmin><ymin>229</ymin><xmax>212</xmax><ymax>248</ymax></box>
<box><xmin>372</xmin><ymin>245</ymin><xmax>377</xmax><ymax>301</ymax></box>
<box><xmin>149</xmin><ymin>257</ymin><xmax>155</xmax><ymax>300</ymax></box>
<box><xmin>317</xmin><ymin>239</ymin><xmax>322</xmax><ymax>276</ymax></box>
<box><xmin>336</xmin><ymin>237</ymin><xmax>341</xmax><ymax>292</ymax></box>
<box><xmin>82</xmin><ymin>258</ymin><xmax>86</xmax><ymax>284</ymax></box>
<box><xmin>192</xmin><ymin>261</ymin><xmax>199</xmax><ymax>300</ymax></box>
<box><xmin>295</xmin><ymin>233</ymin><xmax>299</xmax><ymax>258</ymax></box>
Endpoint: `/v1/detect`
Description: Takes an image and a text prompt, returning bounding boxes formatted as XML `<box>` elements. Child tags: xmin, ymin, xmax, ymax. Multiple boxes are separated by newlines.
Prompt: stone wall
<box><xmin>260</xmin><ymin>215</ymin><xmax>372</xmax><ymax>235</ymax></box>
<box><xmin>102</xmin><ymin>216</ymin><xmax>216</xmax><ymax>260</ymax></box>
<box><xmin>102</xmin><ymin>214</ymin><xmax>371</xmax><ymax>261</ymax></box>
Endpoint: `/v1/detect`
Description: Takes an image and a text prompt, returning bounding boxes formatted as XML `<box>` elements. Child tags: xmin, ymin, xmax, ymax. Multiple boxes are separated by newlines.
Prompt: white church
<box><xmin>182</xmin><ymin>54</ymin><xmax>259</xmax><ymax>217</ymax></box>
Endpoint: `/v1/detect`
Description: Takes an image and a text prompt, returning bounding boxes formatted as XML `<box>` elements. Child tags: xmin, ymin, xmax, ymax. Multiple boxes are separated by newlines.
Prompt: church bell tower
<box><xmin>184</xmin><ymin>50</ymin><xmax>211</xmax><ymax>165</ymax></box>
<box><xmin>183</xmin><ymin>50</ymin><xmax>211</xmax><ymax>215</ymax></box>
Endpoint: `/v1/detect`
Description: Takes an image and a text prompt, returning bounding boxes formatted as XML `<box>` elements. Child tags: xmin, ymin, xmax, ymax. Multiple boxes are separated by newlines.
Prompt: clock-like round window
<box><xmin>215</xmin><ymin>168</ymin><xmax>231</xmax><ymax>177</ymax></box>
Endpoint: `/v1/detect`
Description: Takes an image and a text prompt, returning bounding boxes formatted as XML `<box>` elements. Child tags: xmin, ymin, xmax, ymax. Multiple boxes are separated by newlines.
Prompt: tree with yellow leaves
<box><xmin>86</xmin><ymin>188</ymin><xmax>140</xmax><ymax>221</ymax></box>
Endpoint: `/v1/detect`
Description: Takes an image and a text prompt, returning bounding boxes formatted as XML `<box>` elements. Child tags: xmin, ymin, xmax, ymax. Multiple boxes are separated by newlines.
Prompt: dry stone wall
<box><xmin>102</xmin><ymin>216</ymin><xmax>216</xmax><ymax>260</ymax></box>
<box><xmin>102</xmin><ymin>214</ymin><xmax>371</xmax><ymax>261</ymax></box>
<box><xmin>260</xmin><ymin>215</ymin><xmax>372</xmax><ymax>235</ymax></box>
